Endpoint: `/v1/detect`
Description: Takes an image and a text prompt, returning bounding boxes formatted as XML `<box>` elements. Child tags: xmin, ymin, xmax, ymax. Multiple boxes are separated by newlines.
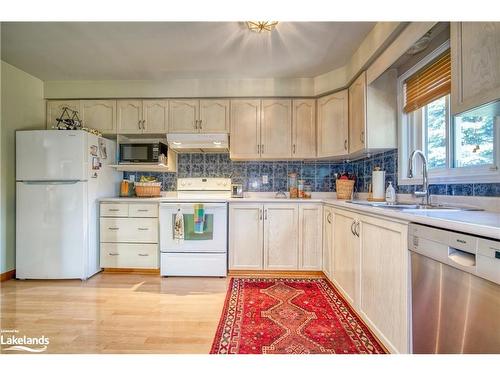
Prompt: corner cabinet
<box><xmin>347</xmin><ymin>69</ymin><xmax>397</xmax><ymax>157</ymax></box>
<box><xmin>317</xmin><ymin>90</ymin><xmax>349</xmax><ymax>158</ymax></box>
<box><xmin>292</xmin><ymin>99</ymin><xmax>316</xmax><ymax>158</ymax></box>
<box><xmin>451</xmin><ymin>22</ymin><xmax>500</xmax><ymax>115</ymax></box>
<box><xmin>327</xmin><ymin>206</ymin><xmax>409</xmax><ymax>353</ymax></box>
<box><xmin>229</xmin><ymin>203</ymin><xmax>321</xmax><ymax>271</ymax></box>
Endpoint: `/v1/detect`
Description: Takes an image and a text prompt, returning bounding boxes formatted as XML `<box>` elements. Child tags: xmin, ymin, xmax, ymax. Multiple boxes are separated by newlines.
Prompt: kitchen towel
<box><xmin>174</xmin><ymin>208</ymin><xmax>184</xmax><ymax>242</ymax></box>
<box><xmin>193</xmin><ymin>204</ymin><xmax>205</xmax><ymax>234</ymax></box>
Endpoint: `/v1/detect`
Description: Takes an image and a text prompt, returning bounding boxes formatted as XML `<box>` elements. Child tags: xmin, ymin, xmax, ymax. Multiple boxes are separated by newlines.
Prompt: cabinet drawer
<box><xmin>101</xmin><ymin>203</ymin><xmax>128</xmax><ymax>217</ymax></box>
<box><xmin>100</xmin><ymin>243</ymin><xmax>158</xmax><ymax>269</ymax></box>
<box><xmin>129</xmin><ymin>204</ymin><xmax>158</xmax><ymax>218</ymax></box>
<box><xmin>100</xmin><ymin>218</ymin><xmax>158</xmax><ymax>243</ymax></box>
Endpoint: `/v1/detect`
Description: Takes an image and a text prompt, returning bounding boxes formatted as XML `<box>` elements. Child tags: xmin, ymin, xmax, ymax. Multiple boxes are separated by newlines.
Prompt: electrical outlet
<box><xmin>262</xmin><ymin>175</ymin><xmax>269</xmax><ymax>184</ymax></box>
<box><xmin>129</xmin><ymin>174</ymin><xmax>136</xmax><ymax>182</ymax></box>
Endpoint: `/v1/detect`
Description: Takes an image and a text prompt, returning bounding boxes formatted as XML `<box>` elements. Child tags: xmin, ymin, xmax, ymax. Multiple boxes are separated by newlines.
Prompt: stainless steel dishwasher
<box><xmin>409</xmin><ymin>223</ymin><xmax>500</xmax><ymax>353</ymax></box>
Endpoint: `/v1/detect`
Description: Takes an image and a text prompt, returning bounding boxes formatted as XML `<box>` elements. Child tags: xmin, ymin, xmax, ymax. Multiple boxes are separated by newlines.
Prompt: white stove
<box><xmin>159</xmin><ymin>178</ymin><xmax>230</xmax><ymax>277</ymax></box>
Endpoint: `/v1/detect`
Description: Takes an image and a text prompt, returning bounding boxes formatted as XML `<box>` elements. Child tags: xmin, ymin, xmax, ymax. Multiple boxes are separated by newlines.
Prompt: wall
<box><xmin>123</xmin><ymin>150</ymin><xmax>500</xmax><ymax>197</ymax></box>
<box><xmin>0</xmin><ymin>61</ymin><xmax>45</xmax><ymax>274</ymax></box>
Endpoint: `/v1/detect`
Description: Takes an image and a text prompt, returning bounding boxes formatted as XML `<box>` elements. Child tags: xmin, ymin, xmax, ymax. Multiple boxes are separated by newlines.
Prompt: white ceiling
<box><xmin>1</xmin><ymin>22</ymin><xmax>375</xmax><ymax>81</ymax></box>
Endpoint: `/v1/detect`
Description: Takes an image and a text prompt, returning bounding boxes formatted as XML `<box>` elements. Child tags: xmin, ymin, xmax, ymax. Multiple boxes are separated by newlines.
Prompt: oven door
<box><xmin>160</xmin><ymin>202</ymin><xmax>227</xmax><ymax>253</ymax></box>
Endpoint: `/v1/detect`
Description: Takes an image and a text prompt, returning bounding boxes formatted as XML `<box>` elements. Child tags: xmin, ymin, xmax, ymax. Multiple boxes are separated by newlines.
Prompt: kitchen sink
<box><xmin>347</xmin><ymin>200</ymin><xmax>483</xmax><ymax>211</ymax></box>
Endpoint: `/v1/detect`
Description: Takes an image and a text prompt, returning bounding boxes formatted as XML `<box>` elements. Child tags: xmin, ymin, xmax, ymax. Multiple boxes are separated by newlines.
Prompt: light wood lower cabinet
<box><xmin>100</xmin><ymin>202</ymin><xmax>159</xmax><ymax>269</ymax></box>
<box><xmin>228</xmin><ymin>204</ymin><xmax>264</xmax><ymax>270</ymax></box>
<box><xmin>264</xmin><ymin>204</ymin><xmax>298</xmax><ymax>270</ymax></box>
<box><xmin>229</xmin><ymin>203</ymin><xmax>321</xmax><ymax>271</ymax></box>
<box><xmin>322</xmin><ymin>205</ymin><xmax>334</xmax><ymax>279</ymax></box>
<box><xmin>327</xmin><ymin>206</ymin><xmax>409</xmax><ymax>353</ymax></box>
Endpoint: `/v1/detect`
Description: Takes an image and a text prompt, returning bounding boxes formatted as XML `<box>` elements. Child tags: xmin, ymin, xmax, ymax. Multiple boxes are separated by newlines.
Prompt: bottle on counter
<box><xmin>298</xmin><ymin>179</ymin><xmax>305</xmax><ymax>198</ymax></box>
<box><xmin>385</xmin><ymin>181</ymin><xmax>396</xmax><ymax>204</ymax></box>
<box><xmin>289</xmin><ymin>173</ymin><xmax>298</xmax><ymax>198</ymax></box>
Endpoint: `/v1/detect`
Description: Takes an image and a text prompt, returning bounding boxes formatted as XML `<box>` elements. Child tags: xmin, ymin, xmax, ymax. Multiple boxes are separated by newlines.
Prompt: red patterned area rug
<box><xmin>210</xmin><ymin>278</ymin><xmax>386</xmax><ymax>354</ymax></box>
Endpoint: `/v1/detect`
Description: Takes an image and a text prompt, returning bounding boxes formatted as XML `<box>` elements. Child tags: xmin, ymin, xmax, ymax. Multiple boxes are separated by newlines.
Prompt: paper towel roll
<box><xmin>372</xmin><ymin>170</ymin><xmax>386</xmax><ymax>200</ymax></box>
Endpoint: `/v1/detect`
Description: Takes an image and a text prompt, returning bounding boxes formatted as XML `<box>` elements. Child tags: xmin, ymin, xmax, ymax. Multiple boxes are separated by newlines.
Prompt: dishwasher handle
<box><xmin>448</xmin><ymin>247</ymin><xmax>476</xmax><ymax>268</ymax></box>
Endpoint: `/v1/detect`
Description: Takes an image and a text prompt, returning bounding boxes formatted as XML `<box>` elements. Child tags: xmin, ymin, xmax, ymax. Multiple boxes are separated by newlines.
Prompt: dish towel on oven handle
<box><xmin>193</xmin><ymin>203</ymin><xmax>205</xmax><ymax>234</ymax></box>
<box><xmin>174</xmin><ymin>208</ymin><xmax>184</xmax><ymax>243</ymax></box>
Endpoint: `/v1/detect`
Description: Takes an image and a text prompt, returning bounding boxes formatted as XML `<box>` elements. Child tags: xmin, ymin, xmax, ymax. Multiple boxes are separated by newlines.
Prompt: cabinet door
<box><xmin>169</xmin><ymin>100</ymin><xmax>199</xmax><ymax>133</ymax></box>
<box><xmin>292</xmin><ymin>99</ymin><xmax>316</xmax><ymax>158</ymax></box>
<box><xmin>322</xmin><ymin>206</ymin><xmax>334</xmax><ymax>280</ymax></box>
<box><xmin>317</xmin><ymin>90</ymin><xmax>349</xmax><ymax>157</ymax></box>
<box><xmin>332</xmin><ymin>209</ymin><xmax>359</xmax><ymax>307</ymax></box>
<box><xmin>143</xmin><ymin>100</ymin><xmax>168</xmax><ymax>134</ymax></box>
<box><xmin>263</xmin><ymin>204</ymin><xmax>298</xmax><ymax>270</ymax></box>
<box><xmin>359</xmin><ymin>214</ymin><xmax>409</xmax><ymax>353</ymax></box>
<box><xmin>299</xmin><ymin>204</ymin><xmax>322</xmax><ymax>270</ymax></box>
<box><xmin>229</xmin><ymin>204</ymin><xmax>263</xmax><ymax>270</ymax></box>
<box><xmin>230</xmin><ymin>99</ymin><xmax>261</xmax><ymax>160</ymax></box>
<box><xmin>46</xmin><ymin>100</ymin><xmax>81</xmax><ymax>129</ymax></box>
<box><xmin>349</xmin><ymin>72</ymin><xmax>367</xmax><ymax>154</ymax></box>
<box><xmin>451</xmin><ymin>22</ymin><xmax>500</xmax><ymax>114</ymax></box>
<box><xmin>261</xmin><ymin>99</ymin><xmax>292</xmax><ymax>159</ymax></box>
<box><xmin>81</xmin><ymin>100</ymin><xmax>116</xmax><ymax>134</ymax></box>
<box><xmin>117</xmin><ymin>100</ymin><xmax>142</xmax><ymax>134</ymax></box>
<box><xmin>199</xmin><ymin>99</ymin><xmax>229</xmax><ymax>133</ymax></box>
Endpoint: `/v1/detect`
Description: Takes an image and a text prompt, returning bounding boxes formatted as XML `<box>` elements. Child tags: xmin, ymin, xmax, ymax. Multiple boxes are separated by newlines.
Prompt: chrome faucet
<box><xmin>408</xmin><ymin>150</ymin><xmax>430</xmax><ymax>206</ymax></box>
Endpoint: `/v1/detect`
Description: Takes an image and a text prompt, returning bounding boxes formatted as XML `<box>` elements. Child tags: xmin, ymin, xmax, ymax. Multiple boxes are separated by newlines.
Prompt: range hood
<box><xmin>166</xmin><ymin>133</ymin><xmax>229</xmax><ymax>153</ymax></box>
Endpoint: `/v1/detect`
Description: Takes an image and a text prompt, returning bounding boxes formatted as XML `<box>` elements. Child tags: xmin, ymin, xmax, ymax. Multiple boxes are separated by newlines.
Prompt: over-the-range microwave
<box><xmin>119</xmin><ymin>141</ymin><xmax>168</xmax><ymax>163</ymax></box>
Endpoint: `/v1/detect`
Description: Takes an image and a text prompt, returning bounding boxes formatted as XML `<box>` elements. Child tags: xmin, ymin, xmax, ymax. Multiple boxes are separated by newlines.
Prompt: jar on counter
<box><xmin>303</xmin><ymin>184</ymin><xmax>312</xmax><ymax>199</ymax></box>
<box><xmin>288</xmin><ymin>173</ymin><xmax>298</xmax><ymax>198</ymax></box>
<box><xmin>298</xmin><ymin>179</ymin><xmax>305</xmax><ymax>198</ymax></box>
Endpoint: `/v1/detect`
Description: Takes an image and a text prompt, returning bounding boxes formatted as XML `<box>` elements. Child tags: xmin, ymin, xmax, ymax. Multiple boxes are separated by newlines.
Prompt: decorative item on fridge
<box><xmin>370</xmin><ymin>166</ymin><xmax>386</xmax><ymax>202</ymax></box>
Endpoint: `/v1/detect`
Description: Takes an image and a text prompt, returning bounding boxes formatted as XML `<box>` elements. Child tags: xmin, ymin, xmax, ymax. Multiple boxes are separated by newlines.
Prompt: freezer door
<box><xmin>16</xmin><ymin>130</ymin><xmax>87</xmax><ymax>181</ymax></box>
<box><xmin>16</xmin><ymin>181</ymin><xmax>87</xmax><ymax>279</ymax></box>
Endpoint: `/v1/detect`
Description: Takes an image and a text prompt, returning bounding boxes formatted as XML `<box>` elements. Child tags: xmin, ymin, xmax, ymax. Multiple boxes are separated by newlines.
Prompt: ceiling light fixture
<box><xmin>246</xmin><ymin>21</ymin><xmax>279</xmax><ymax>33</ymax></box>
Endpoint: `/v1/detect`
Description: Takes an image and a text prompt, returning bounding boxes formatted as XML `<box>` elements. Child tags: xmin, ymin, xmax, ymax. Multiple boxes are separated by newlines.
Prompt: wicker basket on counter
<box><xmin>134</xmin><ymin>182</ymin><xmax>161</xmax><ymax>197</ymax></box>
<box><xmin>336</xmin><ymin>179</ymin><xmax>355</xmax><ymax>200</ymax></box>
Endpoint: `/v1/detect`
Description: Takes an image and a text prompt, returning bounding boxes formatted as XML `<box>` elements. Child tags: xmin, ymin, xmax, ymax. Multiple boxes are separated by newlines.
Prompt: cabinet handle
<box><xmin>108</xmin><ymin>227</ymin><xmax>119</xmax><ymax>231</ymax></box>
<box><xmin>259</xmin><ymin>209</ymin><xmax>263</xmax><ymax>220</ymax></box>
<box><xmin>108</xmin><ymin>252</ymin><xmax>119</xmax><ymax>256</ymax></box>
<box><xmin>264</xmin><ymin>209</ymin><xmax>268</xmax><ymax>220</ymax></box>
<box><xmin>292</xmin><ymin>144</ymin><xmax>296</xmax><ymax>154</ymax></box>
<box><xmin>199</xmin><ymin>120</ymin><xmax>202</xmax><ymax>129</ymax></box>
<box><xmin>108</xmin><ymin>209</ymin><xmax>120</xmax><ymax>212</ymax></box>
<box><xmin>350</xmin><ymin>221</ymin><xmax>356</xmax><ymax>236</ymax></box>
<box><xmin>355</xmin><ymin>221</ymin><xmax>360</xmax><ymax>237</ymax></box>
<box><xmin>257</xmin><ymin>144</ymin><xmax>260</xmax><ymax>154</ymax></box>
<box><xmin>142</xmin><ymin>120</ymin><xmax>146</xmax><ymax>130</ymax></box>
<box><xmin>138</xmin><ymin>253</ymin><xmax>149</xmax><ymax>257</ymax></box>
<box><xmin>327</xmin><ymin>213</ymin><xmax>332</xmax><ymax>224</ymax></box>
<box><xmin>344</xmin><ymin>139</ymin><xmax>348</xmax><ymax>150</ymax></box>
<box><xmin>138</xmin><ymin>120</ymin><xmax>142</xmax><ymax>130</ymax></box>
<box><xmin>360</xmin><ymin>130</ymin><xmax>364</xmax><ymax>144</ymax></box>
<box><xmin>137</xmin><ymin>227</ymin><xmax>149</xmax><ymax>231</ymax></box>
<box><xmin>137</xmin><ymin>209</ymin><xmax>149</xmax><ymax>212</ymax></box>
<box><xmin>261</xmin><ymin>144</ymin><xmax>264</xmax><ymax>154</ymax></box>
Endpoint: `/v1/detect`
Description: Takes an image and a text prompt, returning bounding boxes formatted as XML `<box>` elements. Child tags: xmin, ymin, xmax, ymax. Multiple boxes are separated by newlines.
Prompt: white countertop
<box><xmin>100</xmin><ymin>194</ymin><xmax>500</xmax><ymax>240</ymax></box>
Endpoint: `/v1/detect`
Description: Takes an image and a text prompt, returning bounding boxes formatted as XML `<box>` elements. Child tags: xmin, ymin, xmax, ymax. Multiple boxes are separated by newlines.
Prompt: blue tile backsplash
<box><xmin>123</xmin><ymin>149</ymin><xmax>500</xmax><ymax>197</ymax></box>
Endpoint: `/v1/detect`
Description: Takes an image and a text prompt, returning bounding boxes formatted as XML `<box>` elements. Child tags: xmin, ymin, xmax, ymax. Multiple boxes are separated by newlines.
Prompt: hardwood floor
<box><xmin>0</xmin><ymin>273</ymin><xmax>229</xmax><ymax>354</ymax></box>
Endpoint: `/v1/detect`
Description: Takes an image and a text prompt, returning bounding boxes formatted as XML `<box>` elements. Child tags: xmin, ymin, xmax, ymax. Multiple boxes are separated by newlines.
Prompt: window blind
<box><xmin>403</xmin><ymin>49</ymin><xmax>451</xmax><ymax>113</ymax></box>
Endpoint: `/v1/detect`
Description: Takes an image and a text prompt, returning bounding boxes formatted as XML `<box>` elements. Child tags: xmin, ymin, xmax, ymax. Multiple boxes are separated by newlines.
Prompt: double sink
<box><xmin>347</xmin><ymin>200</ymin><xmax>484</xmax><ymax>212</ymax></box>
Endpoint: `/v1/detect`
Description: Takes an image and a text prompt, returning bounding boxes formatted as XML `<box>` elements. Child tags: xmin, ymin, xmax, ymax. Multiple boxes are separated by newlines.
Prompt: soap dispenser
<box><xmin>385</xmin><ymin>181</ymin><xmax>396</xmax><ymax>204</ymax></box>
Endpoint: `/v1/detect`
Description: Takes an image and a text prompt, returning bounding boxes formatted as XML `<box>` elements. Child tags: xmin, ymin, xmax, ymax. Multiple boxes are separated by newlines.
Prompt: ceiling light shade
<box><xmin>246</xmin><ymin>21</ymin><xmax>279</xmax><ymax>33</ymax></box>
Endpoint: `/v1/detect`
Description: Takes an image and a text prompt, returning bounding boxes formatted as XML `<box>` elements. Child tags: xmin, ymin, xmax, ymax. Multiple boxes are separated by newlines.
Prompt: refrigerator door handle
<box><xmin>21</xmin><ymin>180</ymin><xmax>83</xmax><ymax>184</ymax></box>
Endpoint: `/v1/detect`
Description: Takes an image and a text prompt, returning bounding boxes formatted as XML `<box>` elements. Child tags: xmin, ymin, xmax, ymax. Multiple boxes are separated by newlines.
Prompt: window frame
<box><xmin>397</xmin><ymin>40</ymin><xmax>500</xmax><ymax>185</ymax></box>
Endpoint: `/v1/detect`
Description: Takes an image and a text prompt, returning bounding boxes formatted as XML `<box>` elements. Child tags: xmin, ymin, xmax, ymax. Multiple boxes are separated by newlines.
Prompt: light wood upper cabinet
<box><xmin>349</xmin><ymin>72</ymin><xmax>367</xmax><ymax>154</ymax></box>
<box><xmin>263</xmin><ymin>203</ymin><xmax>298</xmax><ymax>270</ymax></box>
<box><xmin>169</xmin><ymin>100</ymin><xmax>199</xmax><ymax>133</ymax></box>
<box><xmin>261</xmin><ymin>99</ymin><xmax>292</xmax><ymax>159</ymax></box>
<box><xmin>142</xmin><ymin>100</ymin><xmax>168</xmax><ymax>134</ymax></box>
<box><xmin>359</xmin><ymin>214</ymin><xmax>409</xmax><ymax>354</ymax></box>
<box><xmin>317</xmin><ymin>90</ymin><xmax>349</xmax><ymax>158</ymax></box>
<box><xmin>46</xmin><ymin>100</ymin><xmax>81</xmax><ymax>129</ymax></box>
<box><xmin>230</xmin><ymin>99</ymin><xmax>261</xmax><ymax>160</ymax></box>
<box><xmin>332</xmin><ymin>208</ymin><xmax>360</xmax><ymax>307</ymax></box>
<box><xmin>199</xmin><ymin>100</ymin><xmax>230</xmax><ymax>133</ymax></box>
<box><xmin>292</xmin><ymin>99</ymin><xmax>316</xmax><ymax>158</ymax></box>
<box><xmin>298</xmin><ymin>203</ymin><xmax>322</xmax><ymax>270</ymax></box>
<box><xmin>451</xmin><ymin>22</ymin><xmax>500</xmax><ymax>115</ymax></box>
<box><xmin>81</xmin><ymin>100</ymin><xmax>117</xmax><ymax>134</ymax></box>
<box><xmin>322</xmin><ymin>206</ymin><xmax>334</xmax><ymax>280</ymax></box>
<box><xmin>229</xmin><ymin>204</ymin><xmax>264</xmax><ymax>270</ymax></box>
<box><xmin>117</xmin><ymin>100</ymin><xmax>143</xmax><ymax>134</ymax></box>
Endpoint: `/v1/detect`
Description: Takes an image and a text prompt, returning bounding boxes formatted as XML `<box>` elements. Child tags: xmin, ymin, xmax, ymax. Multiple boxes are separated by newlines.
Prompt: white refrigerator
<box><xmin>16</xmin><ymin>130</ymin><xmax>121</xmax><ymax>280</ymax></box>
